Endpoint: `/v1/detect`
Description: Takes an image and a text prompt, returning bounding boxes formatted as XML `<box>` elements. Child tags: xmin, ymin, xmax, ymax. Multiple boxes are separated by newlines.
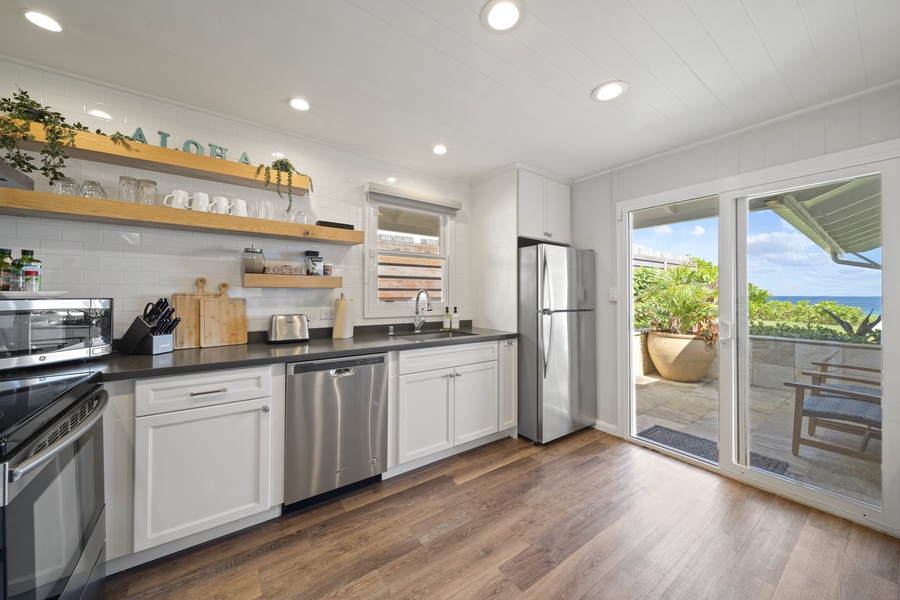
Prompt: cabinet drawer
<box><xmin>399</xmin><ymin>341</ymin><xmax>498</xmax><ymax>374</ymax></box>
<box><xmin>135</xmin><ymin>366</ymin><xmax>271</xmax><ymax>416</ymax></box>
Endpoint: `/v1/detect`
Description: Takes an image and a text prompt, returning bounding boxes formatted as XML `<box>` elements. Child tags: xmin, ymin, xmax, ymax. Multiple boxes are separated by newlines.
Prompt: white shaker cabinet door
<box><xmin>397</xmin><ymin>368</ymin><xmax>455</xmax><ymax>463</ymax></box>
<box><xmin>544</xmin><ymin>177</ymin><xmax>571</xmax><ymax>245</ymax></box>
<box><xmin>498</xmin><ymin>339</ymin><xmax>518</xmax><ymax>430</ymax></box>
<box><xmin>517</xmin><ymin>169</ymin><xmax>547</xmax><ymax>241</ymax></box>
<box><xmin>454</xmin><ymin>361</ymin><xmax>499</xmax><ymax>445</ymax></box>
<box><xmin>133</xmin><ymin>397</ymin><xmax>272</xmax><ymax>551</ymax></box>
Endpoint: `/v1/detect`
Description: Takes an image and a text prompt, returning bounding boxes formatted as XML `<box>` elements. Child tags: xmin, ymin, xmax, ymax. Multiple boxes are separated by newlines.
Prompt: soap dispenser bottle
<box><xmin>451</xmin><ymin>306</ymin><xmax>460</xmax><ymax>330</ymax></box>
<box><xmin>442</xmin><ymin>307</ymin><xmax>452</xmax><ymax>330</ymax></box>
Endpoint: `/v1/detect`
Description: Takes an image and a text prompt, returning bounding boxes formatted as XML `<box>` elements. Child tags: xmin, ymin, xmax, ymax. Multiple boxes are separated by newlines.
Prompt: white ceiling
<box><xmin>1</xmin><ymin>0</ymin><xmax>899</xmax><ymax>183</ymax></box>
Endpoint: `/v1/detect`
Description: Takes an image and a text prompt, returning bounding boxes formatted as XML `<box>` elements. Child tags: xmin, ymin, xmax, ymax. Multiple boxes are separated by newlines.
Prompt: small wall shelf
<box><xmin>0</xmin><ymin>190</ymin><xmax>364</xmax><ymax>245</ymax></box>
<box><xmin>16</xmin><ymin>121</ymin><xmax>311</xmax><ymax>194</ymax></box>
<box><xmin>242</xmin><ymin>273</ymin><xmax>343</xmax><ymax>288</ymax></box>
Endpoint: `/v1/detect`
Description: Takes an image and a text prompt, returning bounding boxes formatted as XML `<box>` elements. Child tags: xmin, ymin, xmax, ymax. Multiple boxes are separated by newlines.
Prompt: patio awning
<box><xmin>752</xmin><ymin>174</ymin><xmax>882</xmax><ymax>270</ymax></box>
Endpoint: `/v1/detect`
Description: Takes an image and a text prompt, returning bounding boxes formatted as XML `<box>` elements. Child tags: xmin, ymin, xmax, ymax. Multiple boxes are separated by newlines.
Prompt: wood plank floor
<box><xmin>103</xmin><ymin>429</ymin><xmax>900</xmax><ymax>600</ymax></box>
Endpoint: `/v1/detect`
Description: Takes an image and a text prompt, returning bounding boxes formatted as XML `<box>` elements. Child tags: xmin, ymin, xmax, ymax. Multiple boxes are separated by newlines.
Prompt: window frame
<box><xmin>364</xmin><ymin>191</ymin><xmax>456</xmax><ymax>320</ymax></box>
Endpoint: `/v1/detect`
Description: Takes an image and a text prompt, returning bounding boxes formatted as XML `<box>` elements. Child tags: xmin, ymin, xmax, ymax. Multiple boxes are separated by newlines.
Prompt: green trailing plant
<box><xmin>0</xmin><ymin>87</ymin><xmax>90</xmax><ymax>185</ymax></box>
<box><xmin>0</xmin><ymin>87</ymin><xmax>132</xmax><ymax>185</ymax></box>
<box><xmin>255</xmin><ymin>157</ymin><xmax>313</xmax><ymax>212</ymax></box>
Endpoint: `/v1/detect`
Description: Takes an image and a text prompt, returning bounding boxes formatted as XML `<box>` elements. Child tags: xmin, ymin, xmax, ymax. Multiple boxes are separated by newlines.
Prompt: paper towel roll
<box><xmin>332</xmin><ymin>293</ymin><xmax>353</xmax><ymax>339</ymax></box>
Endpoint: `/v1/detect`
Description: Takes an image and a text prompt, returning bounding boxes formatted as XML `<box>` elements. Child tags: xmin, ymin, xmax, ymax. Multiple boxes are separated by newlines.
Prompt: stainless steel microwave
<box><xmin>0</xmin><ymin>298</ymin><xmax>113</xmax><ymax>369</ymax></box>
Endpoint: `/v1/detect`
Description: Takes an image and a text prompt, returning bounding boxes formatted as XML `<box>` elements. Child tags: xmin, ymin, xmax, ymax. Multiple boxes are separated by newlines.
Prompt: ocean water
<box><xmin>771</xmin><ymin>296</ymin><xmax>882</xmax><ymax>315</ymax></box>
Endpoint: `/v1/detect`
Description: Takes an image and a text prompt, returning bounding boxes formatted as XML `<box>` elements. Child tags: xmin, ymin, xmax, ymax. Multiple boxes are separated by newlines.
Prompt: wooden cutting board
<box><xmin>199</xmin><ymin>283</ymin><xmax>248</xmax><ymax>348</ymax></box>
<box><xmin>171</xmin><ymin>277</ymin><xmax>217</xmax><ymax>350</ymax></box>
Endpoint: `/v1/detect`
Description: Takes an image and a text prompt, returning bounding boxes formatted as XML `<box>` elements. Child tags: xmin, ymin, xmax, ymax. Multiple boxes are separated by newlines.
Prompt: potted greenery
<box><xmin>0</xmin><ymin>87</ymin><xmax>90</xmax><ymax>185</ymax></box>
<box><xmin>634</xmin><ymin>260</ymin><xmax>719</xmax><ymax>382</ymax></box>
<box><xmin>255</xmin><ymin>157</ymin><xmax>314</xmax><ymax>212</ymax></box>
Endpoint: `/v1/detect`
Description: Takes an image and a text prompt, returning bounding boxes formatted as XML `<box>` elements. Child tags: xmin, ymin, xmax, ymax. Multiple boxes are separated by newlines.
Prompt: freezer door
<box><xmin>538</xmin><ymin>309</ymin><xmax>597</xmax><ymax>442</ymax></box>
<box><xmin>539</xmin><ymin>245</ymin><xmax>595</xmax><ymax>311</ymax></box>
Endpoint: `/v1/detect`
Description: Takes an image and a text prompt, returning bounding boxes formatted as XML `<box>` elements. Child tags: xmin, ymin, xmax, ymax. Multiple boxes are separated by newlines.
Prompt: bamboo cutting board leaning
<box><xmin>199</xmin><ymin>283</ymin><xmax>248</xmax><ymax>348</ymax></box>
<box><xmin>171</xmin><ymin>277</ymin><xmax>217</xmax><ymax>350</ymax></box>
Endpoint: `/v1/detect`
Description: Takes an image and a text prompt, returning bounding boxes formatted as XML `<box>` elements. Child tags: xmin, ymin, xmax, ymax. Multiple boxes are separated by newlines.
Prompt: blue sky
<box><xmin>632</xmin><ymin>210</ymin><xmax>882</xmax><ymax>297</ymax></box>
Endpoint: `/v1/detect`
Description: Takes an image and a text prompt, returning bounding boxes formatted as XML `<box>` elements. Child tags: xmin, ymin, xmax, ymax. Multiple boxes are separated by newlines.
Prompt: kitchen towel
<box><xmin>333</xmin><ymin>293</ymin><xmax>353</xmax><ymax>339</ymax></box>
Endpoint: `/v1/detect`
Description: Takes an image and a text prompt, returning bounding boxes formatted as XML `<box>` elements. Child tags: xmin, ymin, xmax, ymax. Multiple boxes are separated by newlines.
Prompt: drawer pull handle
<box><xmin>190</xmin><ymin>387</ymin><xmax>228</xmax><ymax>397</ymax></box>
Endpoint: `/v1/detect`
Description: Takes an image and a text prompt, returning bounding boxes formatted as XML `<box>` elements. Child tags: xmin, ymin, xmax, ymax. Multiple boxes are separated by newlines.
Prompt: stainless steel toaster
<box><xmin>267</xmin><ymin>314</ymin><xmax>310</xmax><ymax>343</ymax></box>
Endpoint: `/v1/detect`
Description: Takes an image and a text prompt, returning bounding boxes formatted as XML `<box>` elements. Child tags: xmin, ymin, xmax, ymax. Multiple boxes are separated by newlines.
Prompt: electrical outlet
<box><xmin>320</xmin><ymin>307</ymin><xmax>336</xmax><ymax>320</ymax></box>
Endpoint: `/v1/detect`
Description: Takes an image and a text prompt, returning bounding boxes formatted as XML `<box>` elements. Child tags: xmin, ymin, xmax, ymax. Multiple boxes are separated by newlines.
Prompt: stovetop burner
<box><xmin>0</xmin><ymin>370</ymin><xmax>100</xmax><ymax>457</ymax></box>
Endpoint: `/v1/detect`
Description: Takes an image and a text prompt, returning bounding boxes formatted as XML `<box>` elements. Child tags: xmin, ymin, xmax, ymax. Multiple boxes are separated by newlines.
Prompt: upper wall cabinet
<box><xmin>517</xmin><ymin>169</ymin><xmax>571</xmax><ymax>245</ymax></box>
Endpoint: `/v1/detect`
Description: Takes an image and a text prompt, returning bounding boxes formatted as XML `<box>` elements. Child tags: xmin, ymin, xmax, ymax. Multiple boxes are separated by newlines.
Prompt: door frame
<box><xmin>616</xmin><ymin>139</ymin><xmax>900</xmax><ymax>535</ymax></box>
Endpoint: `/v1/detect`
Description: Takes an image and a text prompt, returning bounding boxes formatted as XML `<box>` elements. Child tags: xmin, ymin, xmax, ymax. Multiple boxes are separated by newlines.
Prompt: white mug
<box><xmin>163</xmin><ymin>189</ymin><xmax>189</xmax><ymax>209</ymax></box>
<box><xmin>210</xmin><ymin>196</ymin><xmax>232</xmax><ymax>215</ymax></box>
<box><xmin>232</xmin><ymin>198</ymin><xmax>248</xmax><ymax>217</ymax></box>
<box><xmin>187</xmin><ymin>192</ymin><xmax>210</xmax><ymax>212</ymax></box>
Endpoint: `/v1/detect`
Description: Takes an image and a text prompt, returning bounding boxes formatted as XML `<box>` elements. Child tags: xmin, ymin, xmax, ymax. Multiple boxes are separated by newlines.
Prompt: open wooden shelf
<box><xmin>16</xmin><ymin>121</ymin><xmax>310</xmax><ymax>194</ymax></box>
<box><xmin>242</xmin><ymin>273</ymin><xmax>343</xmax><ymax>288</ymax></box>
<box><xmin>0</xmin><ymin>189</ymin><xmax>364</xmax><ymax>244</ymax></box>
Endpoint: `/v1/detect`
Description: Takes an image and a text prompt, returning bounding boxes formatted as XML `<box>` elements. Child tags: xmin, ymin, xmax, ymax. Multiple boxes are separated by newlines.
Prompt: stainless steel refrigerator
<box><xmin>518</xmin><ymin>244</ymin><xmax>597</xmax><ymax>443</ymax></box>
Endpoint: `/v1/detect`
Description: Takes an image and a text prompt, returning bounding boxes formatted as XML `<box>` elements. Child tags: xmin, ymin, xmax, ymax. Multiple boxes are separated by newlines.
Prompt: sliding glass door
<box><xmin>630</xmin><ymin>196</ymin><xmax>721</xmax><ymax>464</ymax></box>
<box><xmin>734</xmin><ymin>172</ymin><xmax>883</xmax><ymax>507</ymax></box>
<box><xmin>625</xmin><ymin>159</ymin><xmax>895</xmax><ymax>521</ymax></box>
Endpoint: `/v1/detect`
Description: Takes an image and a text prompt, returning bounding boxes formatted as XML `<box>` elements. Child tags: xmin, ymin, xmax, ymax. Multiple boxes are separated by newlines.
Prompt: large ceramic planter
<box><xmin>647</xmin><ymin>331</ymin><xmax>716</xmax><ymax>382</ymax></box>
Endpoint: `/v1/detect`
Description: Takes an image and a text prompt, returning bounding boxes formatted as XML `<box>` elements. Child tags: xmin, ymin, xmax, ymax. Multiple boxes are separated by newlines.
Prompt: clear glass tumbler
<box><xmin>137</xmin><ymin>179</ymin><xmax>158</xmax><ymax>205</ymax></box>
<box><xmin>119</xmin><ymin>176</ymin><xmax>139</xmax><ymax>202</ymax></box>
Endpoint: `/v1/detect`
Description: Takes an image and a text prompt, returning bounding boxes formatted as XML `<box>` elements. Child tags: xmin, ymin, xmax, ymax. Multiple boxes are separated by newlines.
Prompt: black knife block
<box><xmin>118</xmin><ymin>317</ymin><xmax>174</xmax><ymax>355</ymax></box>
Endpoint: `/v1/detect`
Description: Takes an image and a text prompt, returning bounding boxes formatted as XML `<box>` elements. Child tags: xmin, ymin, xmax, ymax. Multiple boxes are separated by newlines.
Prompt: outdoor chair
<box><xmin>784</xmin><ymin>362</ymin><xmax>882</xmax><ymax>464</ymax></box>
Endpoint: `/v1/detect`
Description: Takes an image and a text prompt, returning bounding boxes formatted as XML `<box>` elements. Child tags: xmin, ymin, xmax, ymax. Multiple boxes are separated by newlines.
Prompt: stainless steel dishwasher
<box><xmin>284</xmin><ymin>353</ymin><xmax>388</xmax><ymax>505</ymax></box>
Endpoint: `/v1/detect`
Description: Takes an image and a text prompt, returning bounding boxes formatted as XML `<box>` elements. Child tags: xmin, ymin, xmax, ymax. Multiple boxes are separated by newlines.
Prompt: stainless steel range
<box><xmin>0</xmin><ymin>297</ymin><xmax>113</xmax><ymax>600</ymax></box>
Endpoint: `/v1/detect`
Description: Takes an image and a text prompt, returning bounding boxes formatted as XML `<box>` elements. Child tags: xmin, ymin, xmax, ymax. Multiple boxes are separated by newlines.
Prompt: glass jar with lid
<box><xmin>241</xmin><ymin>246</ymin><xmax>265</xmax><ymax>274</ymax></box>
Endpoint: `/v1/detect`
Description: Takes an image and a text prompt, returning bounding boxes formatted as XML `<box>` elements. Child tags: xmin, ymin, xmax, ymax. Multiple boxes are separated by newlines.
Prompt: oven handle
<box><xmin>9</xmin><ymin>389</ymin><xmax>108</xmax><ymax>483</ymax></box>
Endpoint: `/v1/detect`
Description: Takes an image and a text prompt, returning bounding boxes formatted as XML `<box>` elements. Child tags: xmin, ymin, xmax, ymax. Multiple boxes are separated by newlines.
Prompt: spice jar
<box><xmin>241</xmin><ymin>246</ymin><xmax>265</xmax><ymax>274</ymax></box>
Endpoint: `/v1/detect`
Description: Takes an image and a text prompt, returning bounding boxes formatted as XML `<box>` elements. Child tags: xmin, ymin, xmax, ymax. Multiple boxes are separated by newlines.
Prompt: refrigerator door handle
<box><xmin>542</xmin><ymin>250</ymin><xmax>554</xmax><ymax>312</ymax></box>
<box><xmin>540</xmin><ymin>309</ymin><xmax>553</xmax><ymax>378</ymax></box>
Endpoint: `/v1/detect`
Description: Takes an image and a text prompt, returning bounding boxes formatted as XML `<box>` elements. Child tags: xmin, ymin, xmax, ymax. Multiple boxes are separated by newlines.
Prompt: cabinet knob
<box><xmin>261</xmin><ymin>405</ymin><xmax>270</xmax><ymax>413</ymax></box>
<box><xmin>507</xmin><ymin>340</ymin><xmax>514</xmax><ymax>345</ymax></box>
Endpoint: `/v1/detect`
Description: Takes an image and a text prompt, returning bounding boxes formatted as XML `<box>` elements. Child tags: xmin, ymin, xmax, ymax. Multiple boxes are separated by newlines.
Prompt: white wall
<box><xmin>574</xmin><ymin>83</ymin><xmax>900</xmax><ymax>432</ymax></box>
<box><xmin>0</xmin><ymin>58</ymin><xmax>473</xmax><ymax>338</ymax></box>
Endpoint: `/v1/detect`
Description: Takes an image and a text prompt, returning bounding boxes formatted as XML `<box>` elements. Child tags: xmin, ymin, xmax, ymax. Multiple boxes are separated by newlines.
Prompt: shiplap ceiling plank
<box><xmin>0</xmin><ymin>0</ymin><xmax>897</xmax><ymax>181</ymax></box>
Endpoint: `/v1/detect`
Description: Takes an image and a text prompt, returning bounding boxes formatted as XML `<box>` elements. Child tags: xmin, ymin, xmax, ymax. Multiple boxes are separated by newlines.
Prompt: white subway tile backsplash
<box><xmin>17</xmin><ymin>222</ymin><xmax>62</xmax><ymax>240</ymax></box>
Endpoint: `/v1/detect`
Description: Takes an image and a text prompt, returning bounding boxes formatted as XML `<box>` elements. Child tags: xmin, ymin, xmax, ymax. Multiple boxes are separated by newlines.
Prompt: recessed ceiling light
<box><xmin>387</xmin><ymin>176</ymin><xmax>398</xmax><ymax>183</ymax></box>
<box><xmin>481</xmin><ymin>0</ymin><xmax>523</xmax><ymax>32</ymax></box>
<box><xmin>433</xmin><ymin>145</ymin><xmax>447</xmax><ymax>155</ymax></box>
<box><xmin>289</xmin><ymin>98</ymin><xmax>310</xmax><ymax>111</ymax></box>
<box><xmin>24</xmin><ymin>11</ymin><xmax>61</xmax><ymax>32</ymax></box>
<box><xmin>88</xmin><ymin>109</ymin><xmax>111</xmax><ymax>120</ymax></box>
<box><xmin>272</xmin><ymin>152</ymin><xmax>285</xmax><ymax>158</ymax></box>
<box><xmin>591</xmin><ymin>80</ymin><xmax>628</xmax><ymax>102</ymax></box>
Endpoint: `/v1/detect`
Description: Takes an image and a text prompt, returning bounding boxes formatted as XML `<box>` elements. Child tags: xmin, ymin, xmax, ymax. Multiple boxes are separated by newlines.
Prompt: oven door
<box><xmin>2</xmin><ymin>387</ymin><xmax>108</xmax><ymax>600</ymax></box>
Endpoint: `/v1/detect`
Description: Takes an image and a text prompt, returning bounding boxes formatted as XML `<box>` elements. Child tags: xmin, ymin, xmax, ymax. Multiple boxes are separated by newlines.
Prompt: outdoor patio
<box><xmin>634</xmin><ymin>371</ymin><xmax>882</xmax><ymax>507</ymax></box>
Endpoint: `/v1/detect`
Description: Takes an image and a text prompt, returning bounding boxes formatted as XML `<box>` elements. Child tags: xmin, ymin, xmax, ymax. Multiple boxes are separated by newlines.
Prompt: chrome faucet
<box><xmin>414</xmin><ymin>289</ymin><xmax>433</xmax><ymax>332</ymax></box>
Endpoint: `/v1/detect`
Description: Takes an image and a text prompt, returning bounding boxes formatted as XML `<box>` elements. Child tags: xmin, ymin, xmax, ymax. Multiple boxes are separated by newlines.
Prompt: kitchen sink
<box><xmin>398</xmin><ymin>330</ymin><xmax>478</xmax><ymax>342</ymax></box>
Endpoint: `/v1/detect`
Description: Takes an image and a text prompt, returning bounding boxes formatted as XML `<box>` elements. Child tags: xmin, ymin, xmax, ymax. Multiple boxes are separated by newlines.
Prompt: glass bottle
<box><xmin>442</xmin><ymin>307</ymin><xmax>452</xmax><ymax>330</ymax></box>
<box><xmin>0</xmin><ymin>248</ymin><xmax>12</xmax><ymax>291</ymax></box>
<box><xmin>19</xmin><ymin>249</ymin><xmax>42</xmax><ymax>292</ymax></box>
<box><xmin>451</xmin><ymin>306</ymin><xmax>460</xmax><ymax>330</ymax></box>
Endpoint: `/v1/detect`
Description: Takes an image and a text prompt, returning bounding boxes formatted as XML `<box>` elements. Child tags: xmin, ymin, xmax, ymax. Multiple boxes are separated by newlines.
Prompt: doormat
<box><xmin>637</xmin><ymin>424</ymin><xmax>789</xmax><ymax>475</ymax></box>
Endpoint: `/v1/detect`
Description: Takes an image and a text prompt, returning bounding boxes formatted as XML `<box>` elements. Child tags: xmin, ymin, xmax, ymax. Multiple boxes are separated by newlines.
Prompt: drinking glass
<box><xmin>55</xmin><ymin>177</ymin><xmax>79</xmax><ymax>196</ymax></box>
<box><xmin>248</xmin><ymin>199</ymin><xmax>260</xmax><ymax>219</ymax></box>
<box><xmin>80</xmin><ymin>181</ymin><xmax>108</xmax><ymax>199</ymax></box>
<box><xmin>119</xmin><ymin>176</ymin><xmax>139</xmax><ymax>203</ymax></box>
<box><xmin>137</xmin><ymin>179</ymin><xmax>158</xmax><ymax>205</ymax></box>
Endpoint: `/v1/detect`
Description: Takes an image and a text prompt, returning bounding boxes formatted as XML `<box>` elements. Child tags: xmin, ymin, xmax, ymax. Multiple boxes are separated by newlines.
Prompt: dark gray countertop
<box><xmin>94</xmin><ymin>327</ymin><xmax>517</xmax><ymax>382</ymax></box>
